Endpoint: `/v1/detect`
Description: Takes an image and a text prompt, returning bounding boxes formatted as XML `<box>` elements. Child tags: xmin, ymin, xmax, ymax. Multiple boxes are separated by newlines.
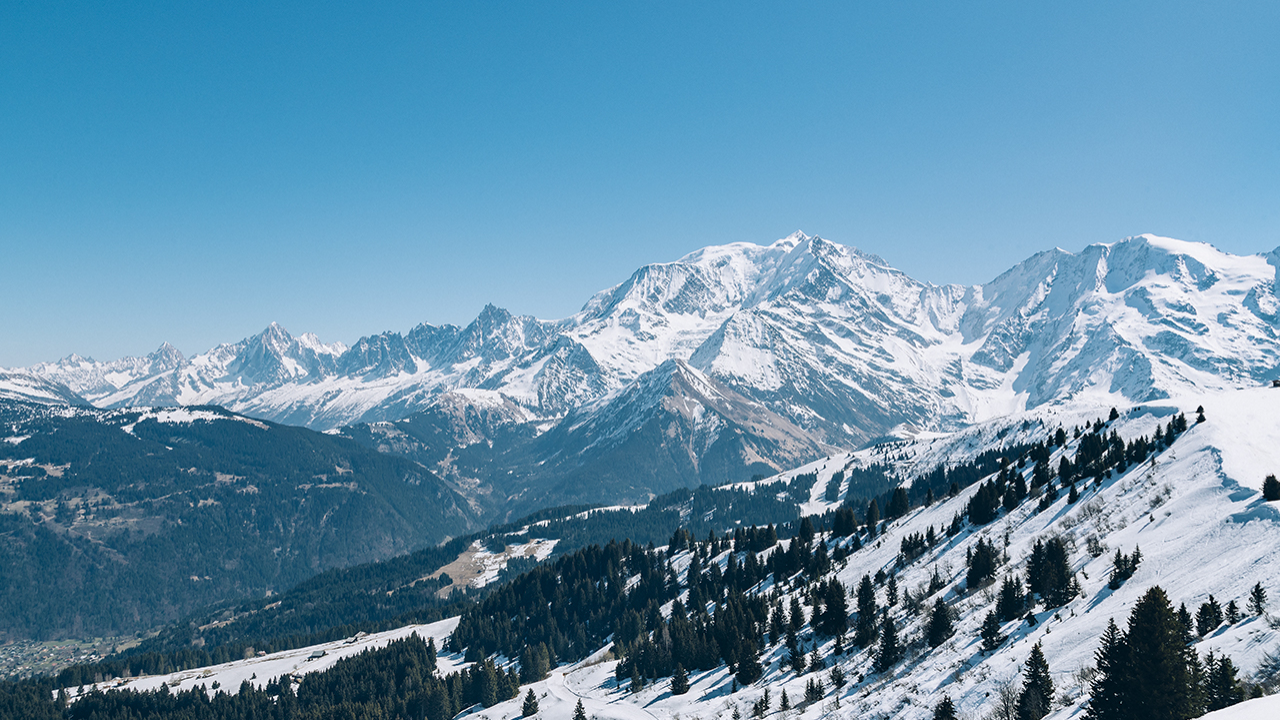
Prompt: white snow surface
<box><xmin>1199</xmin><ymin>693</ymin><xmax>1280</xmax><ymax>720</ymax></box>
<box><xmin>65</xmin><ymin>618</ymin><xmax>461</xmax><ymax>701</ymax></box>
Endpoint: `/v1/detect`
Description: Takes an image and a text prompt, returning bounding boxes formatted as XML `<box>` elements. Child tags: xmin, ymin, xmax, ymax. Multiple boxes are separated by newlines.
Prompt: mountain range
<box><xmin>9</xmin><ymin>233</ymin><xmax>1280</xmax><ymax>512</ymax></box>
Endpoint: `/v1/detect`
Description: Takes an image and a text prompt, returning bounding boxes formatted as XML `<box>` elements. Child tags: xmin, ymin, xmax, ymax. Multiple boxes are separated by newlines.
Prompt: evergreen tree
<box><xmin>520</xmin><ymin>643</ymin><xmax>550</xmax><ymax>684</ymax></box>
<box><xmin>630</xmin><ymin>665</ymin><xmax>644</xmax><ymax>693</ymax></box>
<box><xmin>887</xmin><ymin>487</ymin><xmax>911</xmax><ymax>519</ymax></box>
<box><xmin>830</xmin><ymin>665</ymin><xmax>846</xmax><ymax>688</ymax></box>
<box><xmin>670</xmin><ymin>664</ymin><xmax>689</xmax><ymax>695</ymax></box>
<box><xmin>1126</xmin><ymin>586</ymin><xmax>1196</xmax><ymax>720</ymax></box>
<box><xmin>787</xmin><ymin>641</ymin><xmax>806</xmax><ymax>674</ymax></box>
<box><xmin>997</xmin><ymin>575</ymin><xmax>1027</xmax><ymax>622</ymax></box>
<box><xmin>1225</xmin><ymin>600</ymin><xmax>1240</xmax><ymax>624</ymax></box>
<box><xmin>1265</xmin><ymin>474</ymin><xmax>1280</xmax><ymax>502</ymax></box>
<box><xmin>479</xmin><ymin>661</ymin><xmax>500</xmax><ymax>707</ymax></box>
<box><xmin>1177</xmin><ymin>603</ymin><xmax>1195</xmax><ymax>644</ymax></box>
<box><xmin>874</xmin><ymin>615</ymin><xmax>901</xmax><ymax>673</ymax></box>
<box><xmin>1016</xmin><ymin>643</ymin><xmax>1054</xmax><ymax>720</ymax></box>
<box><xmin>1085</xmin><ymin>619</ymin><xmax>1129</xmax><ymax>720</ymax></box>
<box><xmin>934</xmin><ymin>695</ymin><xmax>959</xmax><ymax>720</ymax></box>
<box><xmin>1027</xmin><ymin>537</ymin><xmax>1077</xmax><ymax>608</ymax></box>
<box><xmin>865</xmin><ymin>499</ymin><xmax>881</xmax><ymax>537</ymax></box>
<box><xmin>736</xmin><ymin>641</ymin><xmax>763</xmax><ymax>686</ymax></box>
<box><xmin>981</xmin><ymin>611</ymin><xmax>1005</xmax><ymax>652</ymax></box>
<box><xmin>522</xmin><ymin>689</ymin><xmax>539</xmax><ymax>717</ymax></box>
<box><xmin>966</xmin><ymin>537</ymin><xmax>1001</xmax><ymax>589</ymax></box>
<box><xmin>927</xmin><ymin>599</ymin><xmax>954</xmax><ymax>648</ymax></box>
<box><xmin>790</xmin><ymin>596</ymin><xmax>806</xmax><ymax>633</ymax></box>
<box><xmin>1196</xmin><ymin>596</ymin><xmax>1223</xmax><ymax>636</ymax></box>
<box><xmin>1205</xmin><ymin>654</ymin><xmax>1245</xmax><ymax>711</ymax></box>
<box><xmin>574</xmin><ymin>698</ymin><xmax>587</xmax><ymax>720</ymax></box>
<box><xmin>855</xmin><ymin>575</ymin><xmax>879</xmax><ymax>648</ymax></box>
<box><xmin>1249</xmin><ymin>583</ymin><xmax>1268</xmax><ymax>616</ymax></box>
<box><xmin>818</xmin><ymin>580</ymin><xmax>848</xmax><ymax>637</ymax></box>
<box><xmin>779</xmin><ymin>689</ymin><xmax>791</xmax><ymax>711</ymax></box>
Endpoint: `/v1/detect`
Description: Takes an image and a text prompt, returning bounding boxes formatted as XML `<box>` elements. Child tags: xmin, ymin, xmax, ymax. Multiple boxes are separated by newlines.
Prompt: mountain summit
<box><xmin>17</xmin><ymin>233</ymin><xmax>1280</xmax><ymax>508</ymax></box>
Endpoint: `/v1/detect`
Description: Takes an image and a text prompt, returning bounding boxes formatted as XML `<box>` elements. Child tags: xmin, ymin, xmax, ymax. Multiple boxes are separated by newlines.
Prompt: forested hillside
<box><xmin>0</xmin><ymin>400</ymin><xmax>476</xmax><ymax>640</ymax></box>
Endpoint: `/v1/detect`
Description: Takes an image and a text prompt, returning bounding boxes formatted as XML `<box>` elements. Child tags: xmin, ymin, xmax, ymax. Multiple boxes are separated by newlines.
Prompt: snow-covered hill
<box><xmin>15</xmin><ymin>233</ymin><xmax>1280</xmax><ymax>505</ymax></box>
<box><xmin>68</xmin><ymin>387</ymin><xmax>1280</xmax><ymax>719</ymax></box>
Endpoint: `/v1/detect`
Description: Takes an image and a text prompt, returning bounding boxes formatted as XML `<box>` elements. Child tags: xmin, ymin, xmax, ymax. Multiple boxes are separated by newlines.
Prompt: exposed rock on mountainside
<box><xmin>17</xmin><ymin>234</ymin><xmax>1280</xmax><ymax>509</ymax></box>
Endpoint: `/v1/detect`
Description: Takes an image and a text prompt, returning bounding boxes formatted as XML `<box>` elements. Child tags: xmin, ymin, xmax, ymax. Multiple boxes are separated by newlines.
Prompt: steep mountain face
<box><xmin>16</xmin><ymin>234</ymin><xmax>1280</xmax><ymax>510</ymax></box>
<box><xmin>0</xmin><ymin>369</ymin><xmax>87</xmax><ymax>406</ymax></box>
<box><xmin>340</xmin><ymin>361</ymin><xmax>828</xmax><ymax>517</ymax></box>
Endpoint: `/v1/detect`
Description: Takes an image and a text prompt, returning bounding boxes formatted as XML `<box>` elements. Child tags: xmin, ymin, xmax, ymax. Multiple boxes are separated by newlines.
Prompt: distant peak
<box><xmin>477</xmin><ymin>304</ymin><xmax>513</xmax><ymax>321</ymax></box>
<box><xmin>775</xmin><ymin>230</ymin><xmax>810</xmax><ymax>248</ymax></box>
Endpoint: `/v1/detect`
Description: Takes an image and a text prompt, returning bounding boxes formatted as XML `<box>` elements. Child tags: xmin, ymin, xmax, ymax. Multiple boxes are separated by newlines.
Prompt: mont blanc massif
<box><xmin>2</xmin><ymin>232</ymin><xmax>1279</xmax><ymax>720</ymax></box>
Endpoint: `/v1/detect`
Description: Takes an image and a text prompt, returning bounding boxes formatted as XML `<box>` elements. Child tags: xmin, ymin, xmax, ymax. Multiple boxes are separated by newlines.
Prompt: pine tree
<box><xmin>874</xmin><ymin>615</ymin><xmax>901</xmax><ymax>673</ymax></box>
<box><xmin>997</xmin><ymin>575</ymin><xmax>1027</xmax><ymax>622</ymax></box>
<box><xmin>887</xmin><ymin>486</ymin><xmax>910</xmax><ymax>519</ymax></box>
<box><xmin>479</xmin><ymin>661</ymin><xmax>500</xmax><ymax>707</ymax></box>
<box><xmin>670</xmin><ymin>664</ymin><xmax>689</xmax><ymax>695</ymax></box>
<box><xmin>865</xmin><ymin>499</ymin><xmax>881</xmax><ymax>536</ymax></box>
<box><xmin>804</xmin><ymin>677</ymin><xmax>825</xmax><ymax>703</ymax></box>
<box><xmin>788</xmin><ymin>640</ymin><xmax>806</xmax><ymax>674</ymax></box>
<box><xmin>1205</xmin><ymin>654</ymin><xmax>1245</xmax><ymax>711</ymax></box>
<box><xmin>1225</xmin><ymin>600</ymin><xmax>1240</xmax><ymax>624</ymax></box>
<box><xmin>1249</xmin><ymin>582</ymin><xmax>1267</xmax><ymax>615</ymax></box>
<box><xmin>855</xmin><ymin>575</ymin><xmax>879</xmax><ymax>648</ymax></box>
<box><xmin>789</xmin><ymin>596</ymin><xmax>806</xmax><ymax>633</ymax></box>
<box><xmin>818</xmin><ymin>580</ymin><xmax>848</xmax><ymax>637</ymax></box>
<box><xmin>573</xmin><ymin>699</ymin><xmax>587</xmax><ymax>720</ymax></box>
<box><xmin>630</xmin><ymin>665</ymin><xmax>644</xmax><ymax>693</ymax></box>
<box><xmin>981</xmin><ymin>611</ymin><xmax>1005</xmax><ymax>652</ymax></box>
<box><xmin>934</xmin><ymin>695</ymin><xmax>959</xmax><ymax>720</ymax></box>
<box><xmin>736</xmin><ymin>641</ymin><xmax>763</xmax><ymax>686</ymax></box>
<box><xmin>779</xmin><ymin>689</ymin><xmax>791</xmax><ymax>711</ymax></box>
<box><xmin>1196</xmin><ymin>595</ymin><xmax>1223</xmax><ymax>636</ymax></box>
<box><xmin>1265</xmin><ymin>474</ymin><xmax>1280</xmax><ymax>501</ymax></box>
<box><xmin>830</xmin><ymin>665</ymin><xmax>846</xmax><ymax>688</ymax></box>
<box><xmin>1085</xmin><ymin>619</ymin><xmax>1129</xmax><ymax>720</ymax></box>
<box><xmin>966</xmin><ymin>537</ymin><xmax>1001</xmax><ymax>589</ymax></box>
<box><xmin>1016</xmin><ymin>643</ymin><xmax>1054</xmax><ymax>720</ymax></box>
<box><xmin>1177</xmin><ymin>603</ymin><xmax>1195</xmax><ymax>644</ymax></box>
<box><xmin>927</xmin><ymin>599</ymin><xmax>954</xmax><ymax>648</ymax></box>
<box><xmin>522</xmin><ymin>689</ymin><xmax>539</xmax><ymax>717</ymax></box>
<box><xmin>1126</xmin><ymin>586</ymin><xmax>1196</xmax><ymax>720</ymax></box>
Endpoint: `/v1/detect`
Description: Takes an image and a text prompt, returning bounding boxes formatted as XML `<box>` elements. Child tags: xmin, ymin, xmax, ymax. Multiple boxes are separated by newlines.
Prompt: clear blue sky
<box><xmin>2</xmin><ymin>2</ymin><xmax>1277</xmax><ymax>367</ymax></box>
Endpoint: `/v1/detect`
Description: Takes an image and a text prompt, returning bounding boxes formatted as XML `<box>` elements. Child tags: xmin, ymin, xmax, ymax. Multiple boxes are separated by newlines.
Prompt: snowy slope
<box><xmin>0</xmin><ymin>369</ymin><xmax>86</xmax><ymax>406</ymax></box>
<box><xmin>80</xmin><ymin>387</ymin><xmax>1280</xmax><ymax>719</ymax></box>
<box><xmin>64</xmin><ymin>618</ymin><xmax>463</xmax><ymax>700</ymax></box>
<box><xmin>459</xmin><ymin>389</ymin><xmax>1280</xmax><ymax>720</ymax></box>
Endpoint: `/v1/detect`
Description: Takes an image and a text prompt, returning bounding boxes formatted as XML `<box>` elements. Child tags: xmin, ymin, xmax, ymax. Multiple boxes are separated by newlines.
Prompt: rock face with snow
<box><xmin>16</xmin><ymin>234</ymin><xmax>1280</xmax><ymax>508</ymax></box>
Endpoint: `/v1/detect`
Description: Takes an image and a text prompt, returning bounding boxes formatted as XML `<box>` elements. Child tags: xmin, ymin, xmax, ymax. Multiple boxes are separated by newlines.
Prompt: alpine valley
<box><xmin>1</xmin><ymin>232</ymin><xmax>1279</xmax><ymax>720</ymax></box>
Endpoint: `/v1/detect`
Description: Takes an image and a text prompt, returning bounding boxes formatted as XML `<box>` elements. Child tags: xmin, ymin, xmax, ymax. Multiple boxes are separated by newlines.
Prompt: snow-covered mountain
<box><xmin>16</xmin><ymin>233</ymin><xmax>1280</xmax><ymax>503</ymax></box>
